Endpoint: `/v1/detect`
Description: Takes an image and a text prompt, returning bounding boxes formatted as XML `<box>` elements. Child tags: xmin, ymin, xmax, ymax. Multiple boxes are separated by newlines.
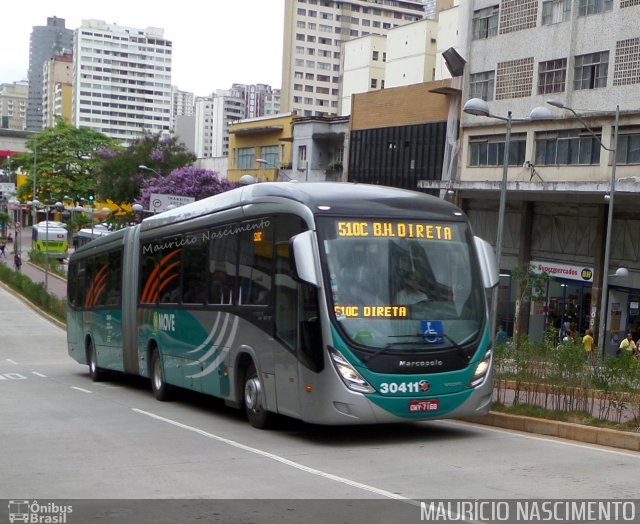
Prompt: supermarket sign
<box><xmin>530</xmin><ymin>260</ymin><xmax>593</xmax><ymax>282</ymax></box>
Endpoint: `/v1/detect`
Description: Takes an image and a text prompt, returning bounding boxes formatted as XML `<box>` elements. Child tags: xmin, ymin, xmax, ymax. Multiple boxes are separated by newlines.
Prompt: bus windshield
<box><xmin>318</xmin><ymin>217</ymin><xmax>485</xmax><ymax>351</ymax></box>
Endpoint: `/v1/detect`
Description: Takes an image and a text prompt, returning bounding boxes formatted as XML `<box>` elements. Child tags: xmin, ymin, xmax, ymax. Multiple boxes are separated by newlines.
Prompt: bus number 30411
<box><xmin>379</xmin><ymin>381</ymin><xmax>430</xmax><ymax>394</ymax></box>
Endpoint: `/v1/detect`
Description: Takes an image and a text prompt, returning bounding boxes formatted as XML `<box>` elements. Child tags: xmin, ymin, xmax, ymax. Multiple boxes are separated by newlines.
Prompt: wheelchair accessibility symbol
<box><xmin>421</xmin><ymin>320</ymin><xmax>444</xmax><ymax>344</ymax></box>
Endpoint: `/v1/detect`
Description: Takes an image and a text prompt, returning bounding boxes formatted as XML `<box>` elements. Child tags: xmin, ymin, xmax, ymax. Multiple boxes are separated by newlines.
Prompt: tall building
<box><xmin>72</xmin><ymin>20</ymin><xmax>173</xmax><ymax>144</ymax></box>
<box><xmin>230</xmin><ymin>84</ymin><xmax>281</xmax><ymax>119</ymax></box>
<box><xmin>26</xmin><ymin>17</ymin><xmax>74</xmax><ymax>132</ymax></box>
<box><xmin>42</xmin><ymin>52</ymin><xmax>73</xmax><ymax>128</ymax></box>
<box><xmin>281</xmin><ymin>0</ymin><xmax>427</xmax><ymax>117</ymax></box>
<box><xmin>191</xmin><ymin>90</ymin><xmax>245</xmax><ymax>159</ymax></box>
<box><xmin>0</xmin><ymin>81</ymin><xmax>29</xmax><ymax>131</ymax></box>
<box><xmin>171</xmin><ymin>87</ymin><xmax>195</xmax><ymax>131</ymax></box>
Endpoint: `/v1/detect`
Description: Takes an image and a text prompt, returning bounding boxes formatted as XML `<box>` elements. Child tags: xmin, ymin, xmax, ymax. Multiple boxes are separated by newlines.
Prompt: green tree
<box><xmin>511</xmin><ymin>264</ymin><xmax>550</xmax><ymax>349</ymax></box>
<box><xmin>10</xmin><ymin>119</ymin><xmax>117</xmax><ymax>205</ymax></box>
<box><xmin>97</xmin><ymin>132</ymin><xmax>195</xmax><ymax>206</ymax></box>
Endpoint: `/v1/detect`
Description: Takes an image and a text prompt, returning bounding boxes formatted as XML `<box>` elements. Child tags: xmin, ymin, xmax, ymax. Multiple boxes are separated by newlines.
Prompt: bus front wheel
<box><xmin>87</xmin><ymin>341</ymin><xmax>103</xmax><ymax>382</ymax></box>
<box><xmin>150</xmin><ymin>350</ymin><xmax>170</xmax><ymax>401</ymax></box>
<box><xmin>243</xmin><ymin>363</ymin><xmax>273</xmax><ymax>429</ymax></box>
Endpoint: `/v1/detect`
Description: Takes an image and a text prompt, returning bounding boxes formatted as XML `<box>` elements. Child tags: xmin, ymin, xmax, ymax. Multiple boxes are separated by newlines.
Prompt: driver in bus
<box><xmin>395</xmin><ymin>271</ymin><xmax>428</xmax><ymax>305</ymax></box>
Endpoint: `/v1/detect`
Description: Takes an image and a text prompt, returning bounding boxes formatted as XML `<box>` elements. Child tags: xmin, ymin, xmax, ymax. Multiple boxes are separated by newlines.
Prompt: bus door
<box><xmin>272</xmin><ymin>216</ymin><xmax>317</xmax><ymax>418</ymax></box>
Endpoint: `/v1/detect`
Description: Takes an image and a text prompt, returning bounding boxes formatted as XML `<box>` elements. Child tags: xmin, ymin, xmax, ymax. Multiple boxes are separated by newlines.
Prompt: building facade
<box><xmin>281</xmin><ymin>0</ymin><xmax>427</xmax><ymax>117</ymax></box>
<box><xmin>0</xmin><ymin>82</ymin><xmax>29</xmax><ymax>131</ymax></box>
<box><xmin>26</xmin><ymin>16</ymin><xmax>74</xmax><ymax>132</ymax></box>
<box><xmin>72</xmin><ymin>20</ymin><xmax>173</xmax><ymax>144</ymax></box>
<box><xmin>452</xmin><ymin>0</ymin><xmax>640</xmax><ymax>352</ymax></box>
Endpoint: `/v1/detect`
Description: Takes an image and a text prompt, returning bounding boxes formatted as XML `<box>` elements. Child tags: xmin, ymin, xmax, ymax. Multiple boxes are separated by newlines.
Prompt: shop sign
<box><xmin>530</xmin><ymin>260</ymin><xmax>594</xmax><ymax>283</ymax></box>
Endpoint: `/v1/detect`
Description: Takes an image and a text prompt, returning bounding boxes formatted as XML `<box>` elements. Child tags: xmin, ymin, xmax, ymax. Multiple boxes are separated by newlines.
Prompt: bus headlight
<box><xmin>329</xmin><ymin>347</ymin><xmax>375</xmax><ymax>393</ymax></box>
<box><xmin>468</xmin><ymin>350</ymin><xmax>492</xmax><ymax>388</ymax></box>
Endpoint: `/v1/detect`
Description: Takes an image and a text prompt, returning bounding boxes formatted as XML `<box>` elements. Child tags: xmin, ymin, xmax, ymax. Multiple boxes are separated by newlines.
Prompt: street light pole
<box><xmin>32</xmin><ymin>142</ymin><xmax>37</xmax><ymax>226</ymax></box>
<box><xmin>463</xmin><ymin>98</ymin><xmax>552</xmax><ymax>351</ymax></box>
<box><xmin>547</xmin><ymin>101</ymin><xmax>620</xmax><ymax>358</ymax></box>
<box><xmin>256</xmin><ymin>158</ymin><xmax>293</xmax><ymax>181</ymax></box>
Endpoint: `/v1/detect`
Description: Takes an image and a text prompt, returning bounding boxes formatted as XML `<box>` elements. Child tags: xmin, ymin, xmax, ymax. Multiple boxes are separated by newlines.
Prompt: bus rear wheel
<box><xmin>87</xmin><ymin>341</ymin><xmax>103</xmax><ymax>382</ymax></box>
<box><xmin>243</xmin><ymin>363</ymin><xmax>273</xmax><ymax>429</ymax></box>
<box><xmin>150</xmin><ymin>349</ymin><xmax>170</xmax><ymax>401</ymax></box>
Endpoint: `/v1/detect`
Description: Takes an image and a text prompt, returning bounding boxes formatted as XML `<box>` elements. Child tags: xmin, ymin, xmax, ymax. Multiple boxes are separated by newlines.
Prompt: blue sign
<box><xmin>421</xmin><ymin>320</ymin><xmax>444</xmax><ymax>344</ymax></box>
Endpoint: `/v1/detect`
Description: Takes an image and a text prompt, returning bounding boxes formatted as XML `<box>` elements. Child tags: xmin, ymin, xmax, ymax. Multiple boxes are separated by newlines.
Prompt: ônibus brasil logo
<box><xmin>7</xmin><ymin>500</ymin><xmax>73</xmax><ymax>523</ymax></box>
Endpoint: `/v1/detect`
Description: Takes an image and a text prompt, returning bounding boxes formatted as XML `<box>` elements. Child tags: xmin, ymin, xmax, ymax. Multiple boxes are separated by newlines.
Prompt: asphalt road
<box><xmin>1</xmin><ymin>285</ymin><xmax>639</xmax><ymax>523</ymax></box>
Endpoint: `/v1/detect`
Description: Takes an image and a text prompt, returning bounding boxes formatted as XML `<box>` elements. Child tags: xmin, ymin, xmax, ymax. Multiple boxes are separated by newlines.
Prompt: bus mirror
<box><xmin>291</xmin><ymin>231</ymin><xmax>320</xmax><ymax>286</ymax></box>
<box><xmin>474</xmin><ymin>236</ymin><xmax>499</xmax><ymax>289</ymax></box>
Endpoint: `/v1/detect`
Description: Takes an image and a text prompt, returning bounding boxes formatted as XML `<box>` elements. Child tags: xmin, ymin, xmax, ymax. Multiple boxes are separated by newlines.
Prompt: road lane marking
<box><xmin>32</xmin><ymin>372</ymin><xmax>47</xmax><ymax>378</ymax></box>
<box><xmin>443</xmin><ymin>420</ymin><xmax>640</xmax><ymax>458</ymax></box>
<box><xmin>6</xmin><ymin>359</ymin><xmax>18</xmax><ymax>364</ymax></box>
<box><xmin>133</xmin><ymin>408</ymin><xmax>413</xmax><ymax>502</ymax></box>
<box><xmin>71</xmin><ymin>386</ymin><xmax>92</xmax><ymax>393</ymax></box>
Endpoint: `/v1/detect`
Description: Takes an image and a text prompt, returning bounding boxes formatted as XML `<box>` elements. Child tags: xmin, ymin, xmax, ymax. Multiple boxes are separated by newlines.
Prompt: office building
<box><xmin>0</xmin><ymin>81</ymin><xmax>29</xmax><ymax>131</ymax></box>
<box><xmin>72</xmin><ymin>20</ymin><xmax>173</xmax><ymax>144</ymax></box>
<box><xmin>26</xmin><ymin>17</ymin><xmax>74</xmax><ymax>132</ymax></box>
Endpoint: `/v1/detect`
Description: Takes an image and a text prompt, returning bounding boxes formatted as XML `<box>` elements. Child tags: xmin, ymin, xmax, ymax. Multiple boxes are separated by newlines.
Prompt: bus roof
<box><xmin>140</xmin><ymin>182</ymin><xmax>465</xmax><ymax>232</ymax></box>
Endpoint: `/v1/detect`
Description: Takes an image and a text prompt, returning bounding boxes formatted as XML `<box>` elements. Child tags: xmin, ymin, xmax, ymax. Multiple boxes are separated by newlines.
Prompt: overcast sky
<box><xmin>1</xmin><ymin>0</ymin><xmax>285</xmax><ymax>97</ymax></box>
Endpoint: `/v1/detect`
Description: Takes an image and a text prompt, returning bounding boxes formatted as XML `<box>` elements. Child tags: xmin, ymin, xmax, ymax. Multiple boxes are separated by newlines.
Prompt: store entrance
<box><xmin>546</xmin><ymin>279</ymin><xmax>592</xmax><ymax>340</ymax></box>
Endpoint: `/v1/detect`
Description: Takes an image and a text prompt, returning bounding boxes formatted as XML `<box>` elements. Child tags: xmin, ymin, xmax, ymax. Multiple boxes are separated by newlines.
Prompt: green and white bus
<box><xmin>32</xmin><ymin>221</ymin><xmax>69</xmax><ymax>259</ymax></box>
<box><xmin>67</xmin><ymin>183</ymin><xmax>498</xmax><ymax>428</ymax></box>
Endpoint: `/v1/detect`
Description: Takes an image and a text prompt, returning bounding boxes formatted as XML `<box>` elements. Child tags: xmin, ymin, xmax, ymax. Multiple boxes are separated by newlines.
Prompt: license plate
<box><xmin>409</xmin><ymin>399</ymin><xmax>439</xmax><ymax>412</ymax></box>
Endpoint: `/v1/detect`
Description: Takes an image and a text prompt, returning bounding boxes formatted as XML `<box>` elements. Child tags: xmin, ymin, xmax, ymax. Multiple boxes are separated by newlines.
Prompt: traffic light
<box><xmin>88</xmin><ymin>190</ymin><xmax>95</xmax><ymax>203</ymax></box>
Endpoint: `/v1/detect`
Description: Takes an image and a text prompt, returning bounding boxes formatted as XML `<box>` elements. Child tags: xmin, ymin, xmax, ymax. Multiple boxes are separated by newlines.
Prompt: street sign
<box><xmin>149</xmin><ymin>193</ymin><xmax>195</xmax><ymax>213</ymax></box>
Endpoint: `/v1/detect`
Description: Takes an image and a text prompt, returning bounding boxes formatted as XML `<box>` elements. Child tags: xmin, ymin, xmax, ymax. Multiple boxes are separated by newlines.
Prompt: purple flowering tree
<box><xmin>137</xmin><ymin>167</ymin><xmax>239</xmax><ymax>209</ymax></box>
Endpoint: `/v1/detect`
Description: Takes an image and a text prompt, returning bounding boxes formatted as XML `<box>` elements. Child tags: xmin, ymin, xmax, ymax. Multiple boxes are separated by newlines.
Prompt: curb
<box><xmin>464</xmin><ymin>412</ymin><xmax>640</xmax><ymax>452</ymax></box>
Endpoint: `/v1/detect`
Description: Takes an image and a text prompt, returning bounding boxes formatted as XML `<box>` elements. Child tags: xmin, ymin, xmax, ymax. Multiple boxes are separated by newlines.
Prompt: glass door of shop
<box><xmin>546</xmin><ymin>279</ymin><xmax>592</xmax><ymax>340</ymax></box>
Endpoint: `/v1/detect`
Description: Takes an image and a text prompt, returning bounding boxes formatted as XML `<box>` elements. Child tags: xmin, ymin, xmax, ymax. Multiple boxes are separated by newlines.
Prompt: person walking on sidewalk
<box><xmin>13</xmin><ymin>253</ymin><xmax>22</xmax><ymax>271</ymax></box>
<box><xmin>582</xmin><ymin>329</ymin><xmax>595</xmax><ymax>365</ymax></box>
<box><xmin>0</xmin><ymin>240</ymin><xmax>6</xmax><ymax>258</ymax></box>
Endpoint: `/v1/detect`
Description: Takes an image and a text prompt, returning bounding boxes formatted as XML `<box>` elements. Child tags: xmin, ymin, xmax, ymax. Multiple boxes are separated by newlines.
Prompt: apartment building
<box><xmin>171</xmin><ymin>87</ymin><xmax>195</xmax><ymax>131</ymax></box>
<box><xmin>451</xmin><ymin>0</ymin><xmax>640</xmax><ymax>351</ymax></box>
<box><xmin>42</xmin><ymin>53</ymin><xmax>73</xmax><ymax>127</ymax></box>
<box><xmin>281</xmin><ymin>0</ymin><xmax>427</xmax><ymax>117</ymax></box>
<box><xmin>72</xmin><ymin>20</ymin><xmax>173</xmax><ymax>144</ymax></box>
<box><xmin>231</xmin><ymin>84</ymin><xmax>281</xmax><ymax>119</ymax></box>
<box><xmin>26</xmin><ymin>17</ymin><xmax>74</xmax><ymax>132</ymax></box>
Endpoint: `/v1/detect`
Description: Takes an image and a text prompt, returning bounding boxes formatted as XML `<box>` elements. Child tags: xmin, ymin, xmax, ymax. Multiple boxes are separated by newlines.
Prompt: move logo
<box><xmin>153</xmin><ymin>312</ymin><xmax>176</xmax><ymax>332</ymax></box>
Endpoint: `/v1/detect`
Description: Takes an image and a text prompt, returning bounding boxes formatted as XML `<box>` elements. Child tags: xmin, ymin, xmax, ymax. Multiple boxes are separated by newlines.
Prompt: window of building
<box><xmin>538</xmin><ymin>58</ymin><xmax>567</xmax><ymax>94</ymax></box>
<box><xmin>616</xmin><ymin>127</ymin><xmax>640</xmax><ymax>164</ymax></box>
<box><xmin>372</xmin><ymin>50</ymin><xmax>379</xmax><ymax>61</ymax></box>
<box><xmin>578</xmin><ymin>0</ymin><xmax>613</xmax><ymax>16</ymax></box>
<box><xmin>535</xmin><ymin>129</ymin><xmax>602</xmax><ymax>165</ymax></box>
<box><xmin>542</xmin><ymin>0</ymin><xmax>572</xmax><ymax>24</ymax></box>
<box><xmin>260</xmin><ymin>145</ymin><xmax>279</xmax><ymax>168</ymax></box>
<box><xmin>298</xmin><ymin>145</ymin><xmax>307</xmax><ymax>163</ymax></box>
<box><xmin>574</xmin><ymin>51</ymin><xmax>609</xmax><ymax>90</ymax></box>
<box><xmin>236</xmin><ymin>147</ymin><xmax>255</xmax><ymax>170</ymax></box>
<box><xmin>472</xmin><ymin>5</ymin><xmax>499</xmax><ymax>40</ymax></box>
<box><xmin>468</xmin><ymin>133</ymin><xmax>526</xmax><ymax>166</ymax></box>
<box><xmin>469</xmin><ymin>71</ymin><xmax>495</xmax><ymax>101</ymax></box>
<box><xmin>370</xmin><ymin>78</ymin><xmax>378</xmax><ymax>89</ymax></box>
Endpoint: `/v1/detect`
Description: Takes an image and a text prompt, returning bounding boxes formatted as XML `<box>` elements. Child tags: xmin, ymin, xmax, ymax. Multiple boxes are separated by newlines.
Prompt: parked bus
<box><xmin>66</xmin><ymin>183</ymin><xmax>498</xmax><ymax>428</ymax></box>
<box><xmin>32</xmin><ymin>221</ymin><xmax>68</xmax><ymax>259</ymax></box>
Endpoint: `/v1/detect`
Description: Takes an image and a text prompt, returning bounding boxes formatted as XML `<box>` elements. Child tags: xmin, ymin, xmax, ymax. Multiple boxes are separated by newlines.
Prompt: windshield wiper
<box><xmin>362</xmin><ymin>333</ymin><xmax>471</xmax><ymax>364</ymax></box>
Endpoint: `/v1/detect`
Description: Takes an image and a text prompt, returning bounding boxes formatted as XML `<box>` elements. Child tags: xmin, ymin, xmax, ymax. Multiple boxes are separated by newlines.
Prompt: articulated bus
<box><xmin>32</xmin><ymin>221</ymin><xmax>69</xmax><ymax>259</ymax></box>
<box><xmin>66</xmin><ymin>183</ymin><xmax>498</xmax><ymax>428</ymax></box>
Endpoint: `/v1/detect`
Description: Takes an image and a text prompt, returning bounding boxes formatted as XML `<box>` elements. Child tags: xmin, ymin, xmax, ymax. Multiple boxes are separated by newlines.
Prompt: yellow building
<box><xmin>227</xmin><ymin>112</ymin><xmax>295</xmax><ymax>183</ymax></box>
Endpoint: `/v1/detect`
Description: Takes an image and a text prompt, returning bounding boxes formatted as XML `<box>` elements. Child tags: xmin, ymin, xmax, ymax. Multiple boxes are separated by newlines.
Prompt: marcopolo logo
<box><xmin>8</xmin><ymin>500</ymin><xmax>73</xmax><ymax>523</ymax></box>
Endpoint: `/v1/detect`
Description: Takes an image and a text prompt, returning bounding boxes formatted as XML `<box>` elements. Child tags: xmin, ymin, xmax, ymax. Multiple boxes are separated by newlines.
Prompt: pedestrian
<box><xmin>14</xmin><ymin>253</ymin><xmax>22</xmax><ymax>271</ymax></box>
<box><xmin>495</xmin><ymin>324</ymin><xmax>508</xmax><ymax>346</ymax></box>
<box><xmin>618</xmin><ymin>332</ymin><xmax>636</xmax><ymax>357</ymax></box>
<box><xmin>0</xmin><ymin>240</ymin><xmax>6</xmax><ymax>258</ymax></box>
<box><xmin>7</xmin><ymin>232</ymin><xmax>13</xmax><ymax>243</ymax></box>
<box><xmin>582</xmin><ymin>329</ymin><xmax>595</xmax><ymax>365</ymax></box>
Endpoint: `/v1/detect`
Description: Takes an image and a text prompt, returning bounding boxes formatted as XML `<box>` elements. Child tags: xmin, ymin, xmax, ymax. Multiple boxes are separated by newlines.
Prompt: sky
<box><xmin>1</xmin><ymin>0</ymin><xmax>285</xmax><ymax>97</ymax></box>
